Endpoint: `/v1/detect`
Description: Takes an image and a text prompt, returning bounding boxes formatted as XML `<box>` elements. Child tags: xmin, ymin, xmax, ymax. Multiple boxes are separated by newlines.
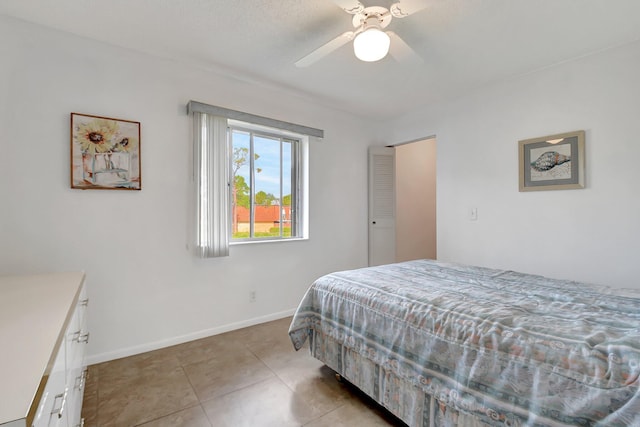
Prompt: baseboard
<box><xmin>85</xmin><ymin>308</ymin><xmax>297</xmax><ymax>365</ymax></box>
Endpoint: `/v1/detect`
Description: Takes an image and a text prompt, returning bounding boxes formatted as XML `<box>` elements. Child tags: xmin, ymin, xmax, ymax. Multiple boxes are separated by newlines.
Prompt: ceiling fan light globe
<box><xmin>353</xmin><ymin>28</ymin><xmax>390</xmax><ymax>62</ymax></box>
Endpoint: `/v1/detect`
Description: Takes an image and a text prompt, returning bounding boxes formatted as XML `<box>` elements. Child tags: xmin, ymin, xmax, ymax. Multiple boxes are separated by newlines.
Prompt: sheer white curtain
<box><xmin>192</xmin><ymin>112</ymin><xmax>229</xmax><ymax>257</ymax></box>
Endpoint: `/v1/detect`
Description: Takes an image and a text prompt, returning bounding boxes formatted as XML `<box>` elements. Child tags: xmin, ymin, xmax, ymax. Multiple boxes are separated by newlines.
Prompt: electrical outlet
<box><xmin>250</xmin><ymin>290</ymin><xmax>256</xmax><ymax>302</ymax></box>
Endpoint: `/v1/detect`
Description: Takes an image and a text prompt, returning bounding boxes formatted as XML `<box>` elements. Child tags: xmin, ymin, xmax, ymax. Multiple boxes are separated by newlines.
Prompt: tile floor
<box><xmin>81</xmin><ymin>317</ymin><xmax>408</xmax><ymax>427</ymax></box>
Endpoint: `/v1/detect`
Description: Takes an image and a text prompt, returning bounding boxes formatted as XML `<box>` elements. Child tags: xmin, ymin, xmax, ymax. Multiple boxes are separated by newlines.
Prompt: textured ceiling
<box><xmin>3</xmin><ymin>0</ymin><xmax>640</xmax><ymax>119</ymax></box>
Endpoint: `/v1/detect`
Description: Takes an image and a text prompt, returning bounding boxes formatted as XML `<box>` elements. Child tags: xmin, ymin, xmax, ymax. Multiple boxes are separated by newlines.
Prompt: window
<box><xmin>229</xmin><ymin>121</ymin><xmax>308</xmax><ymax>242</ymax></box>
<box><xmin>188</xmin><ymin>101</ymin><xmax>320</xmax><ymax>257</ymax></box>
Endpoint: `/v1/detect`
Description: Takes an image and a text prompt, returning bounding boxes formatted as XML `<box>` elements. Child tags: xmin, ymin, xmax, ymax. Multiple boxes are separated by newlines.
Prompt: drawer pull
<box><xmin>79</xmin><ymin>298</ymin><xmax>89</xmax><ymax>307</ymax></box>
<box><xmin>72</xmin><ymin>330</ymin><xmax>90</xmax><ymax>343</ymax></box>
<box><xmin>78</xmin><ymin>332</ymin><xmax>90</xmax><ymax>343</ymax></box>
<box><xmin>75</xmin><ymin>368</ymin><xmax>88</xmax><ymax>390</ymax></box>
<box><xmin>51</xmin><ymin>389</ymin><xmax>68</xmax><ymax>418</ymax></box>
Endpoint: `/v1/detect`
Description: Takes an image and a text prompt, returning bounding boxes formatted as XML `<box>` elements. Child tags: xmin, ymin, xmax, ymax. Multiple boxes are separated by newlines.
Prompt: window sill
<box><xmin>230</xmin><ymin>237</ymin><xmax>308</xmax><ymax>246</ymax></box>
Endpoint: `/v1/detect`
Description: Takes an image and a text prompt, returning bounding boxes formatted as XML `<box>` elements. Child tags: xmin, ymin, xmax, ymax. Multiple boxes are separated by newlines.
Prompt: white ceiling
<box><xmin>3</xmin><ymin>0</ymin><xmax>640</xmax><ymax>120</ymax></box>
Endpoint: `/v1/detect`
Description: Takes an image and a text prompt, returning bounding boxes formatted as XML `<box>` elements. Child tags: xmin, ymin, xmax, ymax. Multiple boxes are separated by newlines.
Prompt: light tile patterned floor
<box><xmin>81</xmin><ymin>317</ymin><xmax>407</xmax><ymax>426</ymax></box>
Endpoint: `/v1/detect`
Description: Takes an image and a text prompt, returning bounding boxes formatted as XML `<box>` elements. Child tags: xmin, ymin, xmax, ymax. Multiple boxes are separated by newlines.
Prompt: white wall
<box><xmin>382</xmin><ymin>40</ymin><xmax>640</xmax><ymax>288</ymax></box>
<box><xmin>395</xmin><ymin>139</ymin><xmax>437</xmax><ymax>262</ymax></box>
<box><xmin>0</xmin><ymin>16</ymin><xmax>374</xmax><ymax>363</ymax></box>
<box><xmin>4</xmin><ymin>15</ymin><xmax>639</xmax><ymax>365</ymax></box>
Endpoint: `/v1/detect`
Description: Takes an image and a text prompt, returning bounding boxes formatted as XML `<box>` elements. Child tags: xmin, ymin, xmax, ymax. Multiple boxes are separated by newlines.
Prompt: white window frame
<box><xmin>228</xmin><ymin>119</ymin><xmax>309</xmax><ymax>244</ymax></box>
<box><xmin>188</xmin><ymin>101</ymin><xmax>320</xmax><ymax>257</ymax></box>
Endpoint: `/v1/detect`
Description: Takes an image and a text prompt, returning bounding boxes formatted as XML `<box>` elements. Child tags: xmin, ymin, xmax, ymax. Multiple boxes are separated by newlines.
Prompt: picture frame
<box><xmin>70</xmin><ymin>113</ymin><xmax>141</xmax><ymax>190</ymax></box>
<box><xmin>518</xmin><ymin>130</ymin><xmax>585</xmax><ymax>192</ymax></box>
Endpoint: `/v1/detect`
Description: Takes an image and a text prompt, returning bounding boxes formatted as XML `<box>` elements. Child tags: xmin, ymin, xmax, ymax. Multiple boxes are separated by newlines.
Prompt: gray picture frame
<box><xmin>519</xmin><ymin>130</ymin><xmax>585</xmax><ymax>192</ymax></box>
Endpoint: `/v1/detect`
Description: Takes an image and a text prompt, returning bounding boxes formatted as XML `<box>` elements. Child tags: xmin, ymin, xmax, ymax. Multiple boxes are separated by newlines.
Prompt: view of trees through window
<box><xmin>230</xmin><ymin>127</ymin><xmax>296</xmax><ymax>240</ymax></box>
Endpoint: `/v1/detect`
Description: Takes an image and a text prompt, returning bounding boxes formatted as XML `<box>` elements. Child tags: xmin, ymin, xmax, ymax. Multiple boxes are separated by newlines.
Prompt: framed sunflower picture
<box><xmin>518</xmin><ymin>130</ymin><xmax>585</xmax><ymax>192</ymax></box>
<box><xmin>71</xmin><ymin>113</ymin><xmax>141</xmax><ymax>190</ymax></box>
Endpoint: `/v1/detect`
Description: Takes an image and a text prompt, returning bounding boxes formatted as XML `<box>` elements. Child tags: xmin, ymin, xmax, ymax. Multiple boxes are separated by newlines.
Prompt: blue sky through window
<box><xmin>232</xmin><ymin>131</ymin><xmax>291</xmax><ymax>200</ymax></box>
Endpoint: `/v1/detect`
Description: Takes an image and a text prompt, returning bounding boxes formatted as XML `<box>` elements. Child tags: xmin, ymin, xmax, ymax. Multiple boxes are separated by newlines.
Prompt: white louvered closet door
<box><xmin>368</xmin><ymin>146</ymin><xmax>396</xmax><ymax>266</ymax></box>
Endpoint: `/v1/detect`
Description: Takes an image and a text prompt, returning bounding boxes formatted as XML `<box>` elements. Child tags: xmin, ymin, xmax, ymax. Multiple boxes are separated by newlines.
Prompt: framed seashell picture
<box><xmin>518</xmin><ymin>130</ymin><xmax>585</xmax><ymax>192</ymax></box>
<box><xmin>70</xmin><ymin>113</ymin><xmax>141</xmax><ymax>190</ymax></box>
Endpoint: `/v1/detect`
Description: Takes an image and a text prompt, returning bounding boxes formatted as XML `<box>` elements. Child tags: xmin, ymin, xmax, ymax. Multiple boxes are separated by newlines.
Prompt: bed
<box><xmin>288</xmin><ymin>259</ymin><xmax>640</xmax><ymax>427</ymax></box>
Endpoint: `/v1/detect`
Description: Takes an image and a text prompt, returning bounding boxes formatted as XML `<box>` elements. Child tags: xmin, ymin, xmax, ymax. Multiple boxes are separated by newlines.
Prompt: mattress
<box><xmin>288</xmin><ymin>260</ymin><xmax>640</xmax><ymax>426</ymax></box>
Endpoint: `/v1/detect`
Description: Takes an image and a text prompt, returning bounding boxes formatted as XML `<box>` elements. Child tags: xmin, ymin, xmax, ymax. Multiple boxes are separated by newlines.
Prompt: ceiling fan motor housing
<box><xmin>352</xmin><ymin>6</ymin><xmax>392</xmax><ymax>30</ymax></box>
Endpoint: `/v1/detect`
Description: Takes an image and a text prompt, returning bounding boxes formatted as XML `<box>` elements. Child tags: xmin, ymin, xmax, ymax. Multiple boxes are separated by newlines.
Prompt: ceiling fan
<box><xmin>295</xmin><ymin>0</ymin><xmax>427</xmax><ymax>67</ymax></box>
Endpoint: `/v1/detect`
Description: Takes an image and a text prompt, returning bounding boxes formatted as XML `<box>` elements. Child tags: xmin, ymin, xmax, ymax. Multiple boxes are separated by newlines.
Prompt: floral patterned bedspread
<box><xmin>289</xmin><ymin>260</ymin><xmax>640</xmax><ymax>426</ymax></box>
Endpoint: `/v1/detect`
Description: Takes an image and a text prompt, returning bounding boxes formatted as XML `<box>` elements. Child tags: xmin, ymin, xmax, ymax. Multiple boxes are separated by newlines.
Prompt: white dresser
<box><xmin>0</xmin><ymin>272</ymin><xmax>88</xmax><ymax>427</ymax></box>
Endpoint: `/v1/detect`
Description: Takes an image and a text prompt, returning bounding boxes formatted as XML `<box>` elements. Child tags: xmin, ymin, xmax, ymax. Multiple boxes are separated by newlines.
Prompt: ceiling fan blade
<box><xmin>390</xmin><ymin>0</ymin><xmax>428</xmax><ymax>18</ymax></box>
<box><xmin>295</xmin><ymin>32</ymin><xmax>355</xmax><ymax>68</ymax></box>
<box><xmin>387</xmin><ymin>31</ymin><xmax>423</xmax><ymax>64</ymax></box>
<box><xmin>331</xmin><ymin>0</ymin><xmax>365</xmax><ymax>15</ymax></box>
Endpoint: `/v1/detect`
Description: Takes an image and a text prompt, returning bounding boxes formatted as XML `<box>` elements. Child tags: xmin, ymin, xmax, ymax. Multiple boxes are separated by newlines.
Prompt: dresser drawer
<box><xmin>32</xmin><ymin>345</ymin><xmax>67</xmax><ymax>427</ymax></box>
